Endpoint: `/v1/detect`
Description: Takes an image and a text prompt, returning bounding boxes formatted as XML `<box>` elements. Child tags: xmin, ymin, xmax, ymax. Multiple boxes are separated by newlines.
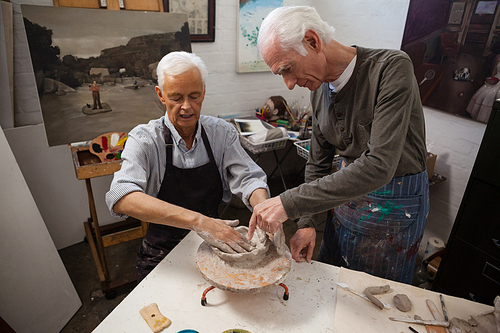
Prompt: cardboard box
<box><xmin>426</xmin><ymin>152</ymin><xmax>437</xmax><ymax>180</ymax></box>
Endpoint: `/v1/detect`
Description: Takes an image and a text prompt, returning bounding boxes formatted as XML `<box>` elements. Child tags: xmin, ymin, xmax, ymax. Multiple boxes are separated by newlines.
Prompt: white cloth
<box><xmin>466</xmin><ymin>61</ymin><xmax>500</xmax><ymax>123</ymax></box>
<box><xmin>247</xmin><ymin>127</ymin><xmax>288</xmax><ymax>143</ymax></box>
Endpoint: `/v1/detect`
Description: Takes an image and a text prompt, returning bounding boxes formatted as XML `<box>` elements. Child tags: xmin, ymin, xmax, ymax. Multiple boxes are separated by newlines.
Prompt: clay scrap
<box><xmin>448</xmin><ymin>296</ymin><xmax>500</xmax><ymax>333</ymax></box>
<box><xmin>364</xmin><ymin>285</ymin><xmax>390</xmax><ymax>310</ymax></box>
<box><xmin>394</xmin><ymin>293</ymin><xmax>412</xmax><ymax>312</ymax></box>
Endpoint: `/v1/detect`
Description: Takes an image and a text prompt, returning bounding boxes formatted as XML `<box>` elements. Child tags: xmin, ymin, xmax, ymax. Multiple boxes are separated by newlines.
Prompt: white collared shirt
<box><xmin>329</xmin><ymin>55</ymin><xmax>357</xmax><ymax>93</ymax></box>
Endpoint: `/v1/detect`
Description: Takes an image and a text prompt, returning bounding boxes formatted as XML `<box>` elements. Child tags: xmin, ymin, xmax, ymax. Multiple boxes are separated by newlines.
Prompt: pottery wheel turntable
<box><xmin>196</xmin><ymin>227</ymin><xmax>292</xmax><ymax>306</ymax></box>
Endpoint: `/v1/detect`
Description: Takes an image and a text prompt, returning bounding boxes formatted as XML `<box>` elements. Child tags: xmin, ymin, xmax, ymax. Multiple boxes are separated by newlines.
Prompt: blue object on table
<box><xmin>177</xmin><ymin>330</ymin><xmax>199</xmax><ymax>333</ymax></box>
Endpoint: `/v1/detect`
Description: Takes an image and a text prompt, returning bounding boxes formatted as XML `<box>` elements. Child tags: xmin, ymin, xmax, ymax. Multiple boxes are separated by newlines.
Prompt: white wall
<box><xmin>312</xmin><ymin>0</ymin><xmax>410</xmax><ymax>49</ymax></box>
<box><xmin>1</xmin><ymin>0</ymin><xmax>487</xmax><ymax>253</ymax></box>
<box><xmin>422</xmin><ymin>107</ymin><xmax>486</xmax><ymax>248</ymax></box>
<box><xmin>192</xmin><ymin>0</ymin><xmax>311</xmax><ymax>118</ymax></box>
<box><xmin>0</xmin><ymin>124</ymin><xmax>81</xmax><ymax>332</ymax></box>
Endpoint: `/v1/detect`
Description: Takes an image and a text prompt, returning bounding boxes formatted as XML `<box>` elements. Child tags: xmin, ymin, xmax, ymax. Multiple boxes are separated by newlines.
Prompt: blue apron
<box><xmin>318</xmin><ymin>169</ymin><xmax>429</xmax><ymax>284</ymax></box>
<box><xmin>135</xmin><ymin>124</ymin><xmax>223</xmax><ymax>282</ymax></box>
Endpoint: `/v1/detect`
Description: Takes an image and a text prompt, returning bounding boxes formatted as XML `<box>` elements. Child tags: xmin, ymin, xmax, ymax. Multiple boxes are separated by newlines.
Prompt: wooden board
<box><xmin>70</xmin><ymin>145</ymin><xmax>122</xmax><ymax>180</ymax></box>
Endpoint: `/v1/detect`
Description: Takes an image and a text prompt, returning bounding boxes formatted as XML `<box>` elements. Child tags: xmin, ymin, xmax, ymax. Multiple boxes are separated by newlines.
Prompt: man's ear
<box><xmin>155</xmin><ymin>86</ymin><xmax>165</xmax><ymax>104</ymax></box>
<box><xmin>304</xmin><ymin>29</ymin><xmax>322</xmax><ymax>53</ymax></box>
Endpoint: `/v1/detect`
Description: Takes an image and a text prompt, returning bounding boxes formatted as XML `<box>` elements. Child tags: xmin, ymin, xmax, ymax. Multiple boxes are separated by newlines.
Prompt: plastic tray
<box><xmin>294</xmin><ymin>139</ymin><xmax>311</xmax><ymax>160</ymax></box>
<box><xmin>239</xmin><ymin>135</ymin><xmax>289</xmax><ymax>154</ymax></box>
<box><xmin>294</xmin><ymin>139</ymin><xmax>343</xmax><ymax>168</ymax></box>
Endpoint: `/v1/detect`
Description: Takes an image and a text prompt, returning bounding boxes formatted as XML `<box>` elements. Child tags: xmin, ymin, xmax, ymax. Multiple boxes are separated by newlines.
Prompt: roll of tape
<box><xmin>423</xmin><ymin>237</ymin><xmax>445</xmax><ymax>260</ymax></box>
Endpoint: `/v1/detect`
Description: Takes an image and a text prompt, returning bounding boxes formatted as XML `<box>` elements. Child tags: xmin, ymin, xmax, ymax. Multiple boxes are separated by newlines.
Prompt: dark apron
<box><xmin>136</xmin><ymin>124</ymin><xmax>223</xmax><ymax>282</ymax></box>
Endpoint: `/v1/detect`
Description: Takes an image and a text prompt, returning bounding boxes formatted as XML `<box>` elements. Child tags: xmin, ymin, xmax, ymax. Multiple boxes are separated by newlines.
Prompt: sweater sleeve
<box><xmin>281</xmin><ymin>52</ymin><xmax>420</xmax><ymax>221</ymax></box>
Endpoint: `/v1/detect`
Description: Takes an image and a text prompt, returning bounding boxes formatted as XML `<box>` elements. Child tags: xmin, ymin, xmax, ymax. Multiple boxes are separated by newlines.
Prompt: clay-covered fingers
<box><xmin>219</xmin><ymin>220</ymin><xmax>255</xmax><ymax>252</ymax></box>
<box><xmin>247</xmin><ymin>214</ymin><xmax>258</xmax><ymax>240</ymax></box>
<box><xmin>194</xmin><ymin>218</ymin><xmax>252</xmax><ymax>253</ymax></box>
<box><xmin>224</xmin><ymin>219</ymin><xmax>240</xmax><ymax>227</ymax></box>
<box><xmin>248</xmin><ymin>196</ymin><xmax>288</xmax><ymax>239</ymax></box>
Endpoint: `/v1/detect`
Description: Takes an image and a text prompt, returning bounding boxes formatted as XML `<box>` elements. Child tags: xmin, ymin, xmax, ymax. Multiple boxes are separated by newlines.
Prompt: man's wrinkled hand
<box><xmin>194</xmin><ymin>218</ymin><xmax>254</xmax><ymax>254</ymax></box>
<box><xmin>248</xmin><ymin>196</ymin><xmax>288</xmax><ymax>240</ymax></box>
<box><xmin>290</xmin><ymin>227</ymin><xmax>316</xmax><ymax>262</ymax></box>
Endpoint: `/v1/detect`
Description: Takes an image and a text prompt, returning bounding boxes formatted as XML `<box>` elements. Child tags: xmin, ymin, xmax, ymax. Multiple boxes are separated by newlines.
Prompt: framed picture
<box><xmin>21</xmin><ymin>5</ymin><xmax>192</xmax><ymax>146</ymax></box>
<box><xmin>164</xmin><ymin>0</ymin><xmax>215</xmax><ymax>42</ymax></box>
<box><xmin>237</xmin><ymin>0</ymin><xmax>282</xmax><ymax>73</ymax></box>
<box><xmin>448</xmin><ymin>2</ymin><xmax>466</xmax><ymax>25</ymax></box>
<box><xmin>475</xmin><ymin>1</ymin><xmax>498</xmax><ymax>15</ymax></box>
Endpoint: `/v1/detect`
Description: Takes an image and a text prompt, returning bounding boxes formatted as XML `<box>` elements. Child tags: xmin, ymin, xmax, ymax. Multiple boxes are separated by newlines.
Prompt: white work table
<box><xmin>92</xmin><ymin>232</ymin><xmax>339</xmax><ymax>333</ymax></box>
<box><xmin>93</xmin><ymin>232</ymin><xmax>495</xmax><ymax>333</ymax></box>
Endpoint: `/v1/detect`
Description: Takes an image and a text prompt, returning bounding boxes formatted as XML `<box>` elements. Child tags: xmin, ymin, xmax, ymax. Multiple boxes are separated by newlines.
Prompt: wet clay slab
<box><xmin>196</xmin><ymin>241</ymin><xmax>291</xmax><ymax>294</ymax></box>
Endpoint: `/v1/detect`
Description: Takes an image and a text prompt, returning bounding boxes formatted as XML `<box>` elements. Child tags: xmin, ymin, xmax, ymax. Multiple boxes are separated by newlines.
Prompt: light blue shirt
<box><xmin>106</xmin><ymin>114</ymin><xmax>270</xmax><ymax>218</ymax></box>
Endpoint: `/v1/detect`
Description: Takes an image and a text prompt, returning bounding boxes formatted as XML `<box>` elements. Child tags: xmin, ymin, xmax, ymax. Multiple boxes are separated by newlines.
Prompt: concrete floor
<box><xmin>58</xmin><ymin>174</ymin><xmax>325</xmax><ymax>332</ymax></box>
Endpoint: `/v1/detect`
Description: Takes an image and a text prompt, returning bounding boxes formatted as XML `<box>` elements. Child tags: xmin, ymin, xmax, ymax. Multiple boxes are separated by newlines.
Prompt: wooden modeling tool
<box><xmin>425</xmin><ymin>299</ymin><xmax>447</xmax><ymax>333</ymax></box>
<box><xmin>139</xmin><ymin>303</ymin><xmax>171</xmax><ymax>332</ymax></box>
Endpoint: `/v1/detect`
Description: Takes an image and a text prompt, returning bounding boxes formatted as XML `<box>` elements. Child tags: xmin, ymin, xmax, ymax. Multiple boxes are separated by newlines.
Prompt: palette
<box><xmin>89</xmin><ymin>132</ymin><xmax>128</xmax><ymax>162</ymax></box>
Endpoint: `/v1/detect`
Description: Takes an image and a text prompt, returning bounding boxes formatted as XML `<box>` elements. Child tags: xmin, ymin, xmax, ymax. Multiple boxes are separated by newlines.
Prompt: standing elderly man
<box><xmin>106</xmin><ymin>51</ymin><xmax>269</xmax><ymax>282</ymax></box>
<box><xmin>248</xmin><ymin>6</ymin><xmax>429</xmax><ymax>284</ymax></box>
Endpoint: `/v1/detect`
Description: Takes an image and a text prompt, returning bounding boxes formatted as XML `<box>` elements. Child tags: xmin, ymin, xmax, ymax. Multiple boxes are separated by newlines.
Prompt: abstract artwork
<box><xmin>21</xmin><ymin>5</ymin><xmax>191</xmax><ymax>146</ymax></box>
<box><xmin>237</xmin><ymin>0</ymin><xmax>282</xmax><ymax>73</ymax></box>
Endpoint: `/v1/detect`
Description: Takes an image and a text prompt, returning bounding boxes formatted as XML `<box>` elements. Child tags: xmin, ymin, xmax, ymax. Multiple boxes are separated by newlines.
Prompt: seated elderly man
<box><xmin>106</xmin><ymin>51</ymin><xmax>269</xmax><ymax>282</ymax></box>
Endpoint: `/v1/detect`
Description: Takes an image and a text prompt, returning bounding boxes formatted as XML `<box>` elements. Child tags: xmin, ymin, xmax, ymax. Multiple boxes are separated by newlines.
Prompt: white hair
<box><xmin>258</xmin><ymin>6</ymin><xmax>335</xmax><ymax>57</ymax></box>
<box><xmin>156</xmin><ymin>51</ymin><xmax>208</xmax><ymax>90</ymax></box>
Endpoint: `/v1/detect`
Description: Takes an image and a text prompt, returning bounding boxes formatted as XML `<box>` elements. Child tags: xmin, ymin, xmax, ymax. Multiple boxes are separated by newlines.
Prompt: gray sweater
<box><xmin>281</xmin><ymin>46</ymin><xmax>427</xmax><ymax>228</ymax></box>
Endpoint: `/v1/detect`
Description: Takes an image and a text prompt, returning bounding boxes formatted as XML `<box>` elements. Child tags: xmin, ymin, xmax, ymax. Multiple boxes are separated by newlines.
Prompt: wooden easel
<box><xmin>70</xmin><ymin>144</ymin><xmax>148</xmax><ymax>298</ymax></box>
<box><xmin>53</xmin><ymin>0</ymin><xmax>164</xmax><ymax>12</ymax></box>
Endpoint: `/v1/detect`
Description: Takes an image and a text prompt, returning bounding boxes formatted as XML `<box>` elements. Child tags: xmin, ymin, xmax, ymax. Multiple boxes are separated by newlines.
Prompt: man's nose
<box><xmin>181</xmin><ymin>98</ymin><xmax>192</xmax><ymax>109</ymax></box>
<box><xmin>283</xmin><ymin>75</ymin><xmax>296</xmax><ymax>90</ymax></box>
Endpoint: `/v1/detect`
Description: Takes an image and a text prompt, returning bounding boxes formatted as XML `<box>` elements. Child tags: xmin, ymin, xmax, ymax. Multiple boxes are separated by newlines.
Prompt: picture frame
<box><xmin>164</xmin><ymin>0</ymin><xmax>215</xmax><ymax>42</ymax></box>
<box><xmin>236</xmin><ymin>0</ymin><xmax>282</xmax><ymax>73</ymax></box>
<box><xmin>21</xmin><ymin>5</ymin><xmax>192</xmax><ymax>146</ymax></box>
<box><xmin>448</xmin><ymin>2</ymin><xmax>466</xmax><ymax>25</ymax></box>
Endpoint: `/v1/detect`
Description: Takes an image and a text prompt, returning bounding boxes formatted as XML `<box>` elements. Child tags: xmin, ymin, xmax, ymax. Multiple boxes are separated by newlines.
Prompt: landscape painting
<box><xmin>21</xmin><ymin>5</ymin><xmax>191</xmax><ymax>146</ymax></box>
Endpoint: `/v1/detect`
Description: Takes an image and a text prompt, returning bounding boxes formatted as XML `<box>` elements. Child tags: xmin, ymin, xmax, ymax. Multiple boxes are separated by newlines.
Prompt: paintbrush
<box><xmin>285</xmin><ymin>103</ymin><xmax>296</xmax><ymax>123</ymax></box>
<box><xmin>298</xmin><ymin>109</ymin><xmax>311</xmax><ymax>122</ymax></box>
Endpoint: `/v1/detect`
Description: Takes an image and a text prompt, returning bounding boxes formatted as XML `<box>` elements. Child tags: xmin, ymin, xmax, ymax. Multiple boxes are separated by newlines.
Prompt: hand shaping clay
<box><xmin>364</xmin><ymin>285</ymin><xmax>390</xmax><ymax>310</ymax></box>
<box><xmin>211</xmin><ymin>226</ymin><xmax>271</xmax><ymax>268</ymax></box>
<box><xmin>393</xmin><ymin>294</ymin><xmax>412</xmax><ymax>312</ymax></box>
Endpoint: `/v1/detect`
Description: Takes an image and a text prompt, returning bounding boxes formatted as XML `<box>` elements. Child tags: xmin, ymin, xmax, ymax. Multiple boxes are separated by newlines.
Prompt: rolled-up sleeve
<box><xmin>219</xmin><ymin>122</ymin><xmax>270</xmax><ymax>209</ymax></box>
<box><xmin>105</xmin><ymin>131</ymin><xmax>156</xmax><ymax>218</ymax></box>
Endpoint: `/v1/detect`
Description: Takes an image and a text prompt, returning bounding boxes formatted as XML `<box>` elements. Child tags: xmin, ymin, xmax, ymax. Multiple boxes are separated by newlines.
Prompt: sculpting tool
<box><xmin>389</xmin><ymin>317</ymin><xmax>449</xmax><ymax>327</ymax></box>
<box><xmin>425</xmin><ymin>299</ymin><xmax>447</xmax><ymax>333</ymax></box>
<box><xmin>335</xmin><ymin>282</ymin><xmax>391</xmax><ymax>309</ymax></box>
<box><xmin>439</xmin><ymin>294</ymin><xmax>449</xmax><ymax>322</ymax></box>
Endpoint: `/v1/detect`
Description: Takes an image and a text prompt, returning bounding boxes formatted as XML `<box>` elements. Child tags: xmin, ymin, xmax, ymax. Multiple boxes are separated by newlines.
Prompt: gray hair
<box><xmin>156</xmin><ymin>51</ymin><xmax>208</xmax><ymax>90</ymax></box>
<box><xmin>258</xmin><ymin>6</ymin><xmax>335</xmax><ymax>57</ymax></box>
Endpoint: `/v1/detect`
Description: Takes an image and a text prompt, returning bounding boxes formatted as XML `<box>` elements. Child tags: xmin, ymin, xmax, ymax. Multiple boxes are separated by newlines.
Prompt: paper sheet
<box><xmin>333</xmin><ymin>267</ymin><xmax>493</xmax><ymax>333</ymax></box>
